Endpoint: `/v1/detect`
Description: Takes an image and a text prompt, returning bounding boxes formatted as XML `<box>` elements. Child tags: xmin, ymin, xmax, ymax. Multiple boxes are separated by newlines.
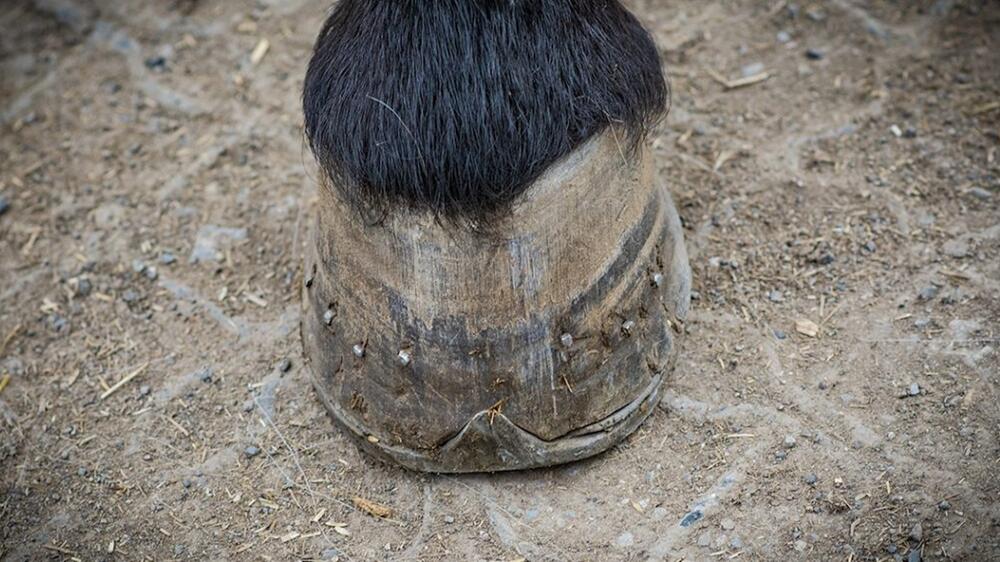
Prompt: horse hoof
<box><xmin>302</xmin><ymin>133</ymin><xmax>691</xmax><ymax>473</ymax></box>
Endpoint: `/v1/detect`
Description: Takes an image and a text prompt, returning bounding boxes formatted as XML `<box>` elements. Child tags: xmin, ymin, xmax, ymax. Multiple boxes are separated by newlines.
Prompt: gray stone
<box><xmin>768</xmin><ymin>290</ymin><xmax>784</xmax><ymax>303</ymax></box>
<box><xmin>942</xmin><ymin>239</ymin><xmax>970</xmax><ymax>258</ymax></box>
<box><xmin>244</xmin><ymin>446</ymin><xmax>261</xmax><ymax>458</ymax></box>
<box><xmin>804</xmin><ymin>473</ymin><xmax>818</xmax><ymax>486</ymax></box>
<box><xmin>968</xmin><ymin>187</ymin><xmax>992</xmax><ymax>200</ymax></box>
<box><xmin>697</xmin><ymin>532</ymin><xmax>712</xmax><ymax>547</ymax></box>
<box><xmin>909</xmin><ymin>522</ymin><xmax>923</xmax><ymax>542</ymax></box>
<box><xmin>777</xmin><ymin>30</ymin><xmax>792</xmax><ymax>44</ymax></box>
<box><xmin>0</xmin><ymin>194</ymin><xmax>9</xmax><ymax>216</ymax></box>
<box><xmin>321</xmin><ymin>548</ymin><xmax>341</xmax><ymax>560</ymax></box>
<box><xmin>720</xmin><ymin>518</ymin><xmax>736</xmax><ymax>531</ymax></box>
<box><xmin>784</xmin><ymin>435</ymin><xmax>797</xmax><ymax>449</ymax></box>
<box><xmin>908</xmin><ymin>383</ymin><xmax>921</xmax><ymax>396</ymax></box>
<box><xmin>917</xmin><ymin>286</ymin><xmax>938</xmax><ymax>301</ymax></box>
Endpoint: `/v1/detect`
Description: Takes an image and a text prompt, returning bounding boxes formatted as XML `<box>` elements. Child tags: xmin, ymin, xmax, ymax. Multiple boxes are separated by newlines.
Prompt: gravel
<box><xmin>804</xmin><ymin>473</ymin><xmax>818</xmax><ymax>486</ymax></box>
<box><xmin>244</xmin><ymin>445</ymin><xmax>261</xmax><ymax>458</ymax></box>
<box><xmin>0</xmin><ymin>194</ymin><xmax>9</xmax><ymax>216</ymax></box>
<box><xmin>784</xmin><ymin>435</ymin><xmax>797</xmax><ymax>449</ymax></box>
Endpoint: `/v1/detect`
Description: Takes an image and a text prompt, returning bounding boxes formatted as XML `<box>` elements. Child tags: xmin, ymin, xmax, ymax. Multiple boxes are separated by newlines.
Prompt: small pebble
<box><xmin>144</xmin><ymin>266</ymin><xmax>158</xmax><ymax>281</ymax></box>
<box><xmin>277</xmin><ymin>358</ymin><xmax>292</xmax><ymax>373</ymax></box>
<box><xmin>887</xmin><ymin>544</ymin><xmax>898</xmax><ymax>554</ymax></box>
<box><xmin>697</xmin><ymin>532</ymin><xmax>712</xmax><ymax>547</ymax></box>
<box><xmin>160</xmin><ymin>252</ymin><xmax>177</xmax><ymax>265</ymax></box>
<box><xmin>805</xmin><ymin>48</ymin><xmax>825</xmax><ymax>60</ymax></box>
<box><xmin>182</xmin><ymin>479</ymin><xmax>192</xmax><ymax>489</ymax></box>
<box><xmin>321</xmin><ymin>548</ymin><xmax>341</xmax><ymax>560</ymax></box>
<box><xmin>969</xmin><ymin>187</ymin><xmax>992</xmax><ymax>200</ymax></box>
<box><xmin>139</xmin><ymin>384</ymin><xmax>151</xmax><ymax>397</ymax></box>
<box><xmin>863</xmin><ymin>241</ymin><xmax>877</xmax><ymax>253</ymax></box>
<box><xmin>720</xmin><ymin>518</ymin><xmax>736</xmax><ymax>531</ymax></box>
<box><xmin>938</xmin><ymin>500</ymin><xmax>951</xmax><ymax>511</ymax></box>
<box><xmin>804</xmin><ymin>473</ymin><xmax>818</xmax><ymax>486</ymax></box>
<box><xmin>909</xmin><ymin>523</ymin><xmax>923</xmax><ymax>542</ymax></box>
<box><xmin>794</xmin><ymin>540</ymin><xmax>807</xmax><ymax>552</ymax></box>
<box><xmin>560</xmin><ymin>333</ymin><xmax>574</xmax><ymax>348</ymax></box>
<box><xmin>773</xmin><ymin>329</ymin><xmax>787</xmax><ymax>340</ymax></box>
<box><xmin>244</xmin><ymin>446</ymin><xmax>261</xmax><ymax>458</ymax></box>
<box><xmin>909</xmin><ymin>548</ymin><xmax>921</xmax><ymax>562</ymax></box>
<box><xmin>908</xmin><ymin>383</ymin><xmax>921</xmax><ymax>396</ymax></box>
<box><xmin>777</xmin><ymin>30</ymin><xmax>792</xmax><ymax>43</ymax></box>
<box><xmin>122</xmin><ymin>289</ymin><xmax>140</xmax><ymax>303</ymax></box>
<box><xmin>75</xmin><ymin>277</ymin><xmax>93</xmax><ymax>297</ymax></box>
<box><xmin>784</xmin><ymin>435</ymin><xmax>797</xmax><ymax>449</ymax></box>
<box><xmin>145</xmin><ymin>55</ymin><xmax>167</xmax><ymax>70</ymax></box>
<box><xmin>323</xmin><ymin>309</ymin><xmax>335</xmax><ymax>325</ymax></box>
<box><xmin>917</xmin><ymin>286</ymin><xmax>939</xmax><ymax>301</ymax></box>
<box><xmin>774</xmin><ymin>450</ymin><xmax>787</xmax><ymax>461</ymax></box>
<box><xmin>0</xmin><ymin>195</ymin><xmax>9</xmax><ymax>216</ymax></box>
<box><xmin>443</xmin><ymin>515</ymin><xmax>455</xmax><ymax>524</ymax></box>
<box><xmin>768</xmin><ymin>290</ymin><xmax>785</xmax><ymax>303</ymax></box>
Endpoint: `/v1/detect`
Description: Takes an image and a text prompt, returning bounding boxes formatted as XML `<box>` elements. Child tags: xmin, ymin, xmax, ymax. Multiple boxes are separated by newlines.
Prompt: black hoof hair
<box><xmin>303</xmin><ymin>0</ymin><xmax>668</xmax><ymax>225</ymax></box>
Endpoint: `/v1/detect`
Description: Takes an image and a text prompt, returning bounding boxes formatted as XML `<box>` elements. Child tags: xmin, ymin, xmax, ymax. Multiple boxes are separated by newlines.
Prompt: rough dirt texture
<box><xmin>1</xmin><ymin>0</ymin><xmax>998</xmax><ymax>561</ymax></box>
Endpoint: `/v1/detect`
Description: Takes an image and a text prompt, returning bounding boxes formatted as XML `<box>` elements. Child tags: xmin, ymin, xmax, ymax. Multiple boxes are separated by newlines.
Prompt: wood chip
<box><xmin>250</xmin><ymin>39</ymin><xmax>270</xmax><ymax>65</ymax></box>
<box><xmin>100</xmin><ymin>362</ymin><xmax>150</xmax><ymax>400</ymax></box>
<box><xmin>279</xmin><ymin>531</ymin><xmax>300</xmax><ymax>543</ymax></box>
<box><xmin>795</xmin><ymin>319</ymin><xmax>820</xmax><ymax>338</ymax></box>
<box><xmin>969</xmin><ymin>100</ymin><xmax>999</xmax><ymax>115</ymax></box>
<box><xmin>243</xmin><ymin>292</ymin><xmax>268</xmax><ymax>307</ymax></box>
<box><xmin>352</xmin><ymin>496</ymin><xmax>393</xmax><ymax>519</ymax></box>
<box><xmin>311</xmin><ymin>508</ymin><xmax>327</xmax><ymax>523</ymax></box>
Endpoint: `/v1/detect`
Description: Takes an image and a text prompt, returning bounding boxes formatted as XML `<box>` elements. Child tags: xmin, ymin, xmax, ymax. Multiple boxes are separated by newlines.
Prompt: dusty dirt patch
<box><xmin>1</xmin><ymin>0</ymin><xmax>998</xmax><ymax>560</ymax></box>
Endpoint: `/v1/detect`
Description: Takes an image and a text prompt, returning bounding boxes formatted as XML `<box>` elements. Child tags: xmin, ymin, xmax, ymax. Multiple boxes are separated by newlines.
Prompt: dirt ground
<box><xmin>1</xmin><ymin>0</ymin><xmax>998</xmax><ymax>560</ymax></box>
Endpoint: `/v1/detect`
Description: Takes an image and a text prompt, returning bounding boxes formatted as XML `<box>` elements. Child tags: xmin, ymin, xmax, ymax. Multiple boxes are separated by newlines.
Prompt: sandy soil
<box><xmin>1</xmin><ymin>0</ymin><xmax>998</xmax><ymax>560</ymax></box>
